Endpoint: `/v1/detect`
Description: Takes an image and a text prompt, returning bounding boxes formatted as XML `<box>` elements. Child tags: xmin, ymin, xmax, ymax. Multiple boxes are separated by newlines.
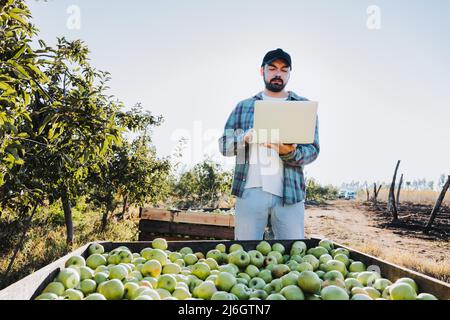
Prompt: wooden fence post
<box><xmin>424</xmin><ymin>175</ymin><xmax>450</xmax><ymax>233</ymax></box>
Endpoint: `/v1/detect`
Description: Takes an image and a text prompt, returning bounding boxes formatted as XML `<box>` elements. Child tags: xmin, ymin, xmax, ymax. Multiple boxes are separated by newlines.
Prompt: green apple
<box><xmin>280</xmin><ymin>285</ymin><xmax>305</xmax><ymax>300</ymax></box>
<box><xmin>211</xmin><ymin>291</ymin><xmax>234</xmax><ymax>300</ymax></box>
<box><xmin>109</xmin><ymin>265</ymin><xmax>128</xmax><ymax>280</ymax></box>
<box><xmin>172</xmin><ymin>287</ymin><xmax>192</xmax><ymax>300</ymax></box>
<box><xmin>364</xmin><ymin>287</ymin><xmax>381</xmax><ymax>299</ymax></box>
<box><xmin>291</xmin><ymin>241</ymin><xmax>307</xmax><ymax>254</ymax></box>
<box><xmin>250</xmin><ymin>289</ymin><xmax>268</xmax><ymax>300</ymax></box>
<box><xmin>215</xmin><ymin>243</ymin><xmax>227</xmax><ymax>253</ymax></box>
<box><xmin>331</xmin><ymin>248</ymin><xmax>350</xmax><ymax>258</ymax></box>
<box><xmin>372</xmin><ymin>278</ymin><xmax>392</xmax><ymax>292</ymax></box>
<box><xmin>179</xmin><ymin>247</ymin><xmax>194</xmax><ymax>256</ymax></box>
<box><xmin>244</xmin><ymin>265</ymin><xmax>260</xmax><ymax>278</ymax></box>
<box><xmin>215</xmin><ymin>272</ymin><xmax>237</xmax><ymax>292</ymax></box>
<box><xmin>256</xmin><ymin>241</ymin><xmax>272</xmax><ymax>255</ymax></box>
<box><xmin>315</xmin><ymin>270</ymin><xmax>325</xmax><ymax>279</ymax></box>
<box><xmin>63</xmin><ymin>289</ymin><xmax>84</xmax><ymax>300</ymax></box>
<box><xmin>228</xmin><ymin>250</ymin><xmax>250</xmax><ymax>268</ymax></box>
<box><xmin>389</xmin><ymin>283</ymin><xmax>417</xmax><ymax>300</ymax></box>
<box><xmin>174</xmin><ymin>259</ymin><xmax>186</xmax><ymax>267</ymax></box>
<box><xmin>270</xmin><ymin>278</ymin><xmax>284</xmax><ymax>292</ymax></box>
<box><xmin>238</xmin><ymin>272</ymin><xmax>251</xmax><ymax>282</ymax></box>
<box><xmin>395</xmin><ymin>278</ymin><xmax>419</xmax><ymax>294</ymax></box>
<box><xmin>352</xmin><ymin>287</ymin><xmax>369</xmax><ymax>296</ymax></box>
<box><xmin>307</xmin><ymin>246</ymin><xmax>329</xmax><ymax>259</ymax></box>
<box><xmin>43</xmin><ymin>282</ymin><xmax>65</xmax><ymax>296</ymax></box>
<box><xmin>141</xmin><ymin>259</ymin><xmax>162</xmax><ymax>278</ymax></box>
<box><xmin>168</xmin><ymin>252</ymin><xmax>182</xmax><ymax>263</ymax></box>
<box><xmin>117</xmin><ymin>250</ymin><xmax>133</xmax><ymax>264</ymax></box>
<box><xmin>272</xmin><ymin>243</ymin><xmax>285</xmax><ymax>255</ymax></box>
<box><xmin>129</xmin><ymin>270</ymin><xmax>143</xmax><ymax>281</ymax></box>
<box><xmin>195</xmin><ymin>252</ymin><xmax>205</xmax><ymax>260</ymax></box>
<box><xmin>162</xmin><ymin>262</ymin><xmax>181</xmax><ymax>275</ymax></box>
<box><xmin>95</xmin><ymin>265</ymin><xmax>109</xmax><ymax>274</ymax></box>
<box><xmin>416</xmin><ymin>293</ymin><xmax>438</xmax><ymax>300</ymax></box>
<box><xmin>334</xmin><ymin>254</ymin><xmax>350</xmax><ymax>268</ymax></box>
<box><xmin>193</xmin><ymin>281</ymin><xmax>217</xmax><ymax>300</ymax></box>
<box><xmin>287</xmin><ymin>260</ymin><xmax>299</xmax><ymax>271</ymax></box>
<box><xmin>305</xmin><ymin>294</ymin><xmax>322</xmax><ymax>300</ymax></box>
<box><xmin>267</xmin><ymin>251</ymin><xmax>283</xmax><ymax>264</ymax></box>
<box><xmin>140</xmin><ymin>248</ymin><xmax>153</xmax><ymax>260</ymax></box>
<box><xmin>349</xmin><ymin>261</ymin><xmax>366</xmax><ymax>273</ymax></box>
<box><xmin>357</xmin><ymin>271</ymin><xmax>380</xmax><ymax>286</ymax></box>
<box><xmin>86</xmin><ymin>254</ymin><xmax>107</xmax><ymax>270</ymax></box>
<box><xmin>301</xmin><ymin>255</ymin><xmax>319</xmax><ymax>270</ymax></box>
<box><xmin>206</xmin><ymin>249</ymin><xmax>223</xmax><ymax>263</ymax></box>
<box><xmin>323</xmin><ymin>260</ymin><xmax>347</xmax><ymax>276</ymax></box>
<box><xmin>230</xmin><ymin>283</ymin><xmax>252</xmax><ymax>300</ymax></box>
<box><xmin>191</xmin><ymin>262</ymin><xmax>211</xmax><ymax>280</ymax></box>
<box><xmin>88</xmin><ymin>243</ymin><xmax>105</xmax><ymax>255</ymax></box>
<box><xmin>345</xmin><ymin>278</ymin><xmax>363</xmax><ymax>292</ymax></box>
<box><xmin>134</xmin><ymin>295</ymin><xmax>153</xmax><ymax>300</ymax></box>
<box><xmin>98</xmin><ymin>279</ymin><xmax>124</xmax><ymax>300</ymax></box>
<box><xmin>352</xmin><ymin>293</ymin><xmax>373</xmax><ymax>300</ymax></box>
<box><xmin>258</xmin><ymin>269</ymin><xmax>273</xmax><ymax>284</ymax></box>
<box><xmin>94</xmin><ymin>272</ymin><xmax>108</xmax><ymax>285</ymax></box>
<box><xmin>84</xmin><ymin>293</ymin><xmax>106</xmax><ymax>300</ymax></box>
<box><xmin>319</xmin><ymin>254</ymin><xmax>333</xmax><ymax>265</ymax></box>
<box><xmin>271</xmin><ymin>264</ymin><xmax>290</xmax><ymax>279</ymax></box>
<box><xmin>324</xmin><ymin>270</ymin><xmax>345</xmax><ymax>281</ymax></box>
<box><xmin>79</xmin><ymin>266</ymin><xmax>94</xmax><ymax>280</ymax></box>
<box><xmin>206</xmin><ymin>275</ymin><xmax>218</xmax><ymax>283</ymax></box>
<box><xmin>184</xmin><ymin>253</ymin><xmax>198</xmax><ymax>266</ymax></box>
<box><xmin>107</xmin><ymin>251</ymin><xmax>121</xmax><ymax>265</ymax></box>
<box><xmin>296</xmin><ymin>262</ymin><xmax>313</xmax><ymax>273</ymax></box>
<box><xmin>264</xmin><ymin>255</ymin><xmax>278</xmax><ymax>267</ymax></box>
<box><xmin>57</xmin><ymin>268</ymin><xmax>80</xmax><ymax>289</ymax></box>
<box><xmin>80</xmin><ymin>279</ymin><xmax>97</xmax><ymax>295</ymax></box>
<box><xmin>248</xmin><ymin>277</ymin><xmax>266</xmax><ymax>290</ymax></box>
<box><xmin>290</xmin><ymin>254</ymin><xmax>303</xmax><ymax>263</ymax></box>
<box><xmin>319</xmin><ymin>239</ymin><xmax>334</xmax><ymax>252</ymax></box>
<box><xmin>146</xmin><ymin>249</ymin><xmax>168</xmax><ymax>266</ymax></box>
<box><xmin>297</xmin><ymin>271</ymin><xmax>321</xmax><ymax>294</ymax></box>
<box><xmin>266</xmin><ymin>293</ymin><xmax>286</xmax><ymax>300</ymax></box>
<box><xmin>248</xmin><ymin>250</ymin><xmax>264</xmax><ymax>268</ymax></box>
<box><xmin>236</xmin><ymin>278</ymin><xmax>248</xmax><ymax>286</ymax></box>
<box><xmin>152</xmin><ymin>238</ymin><xmax>168</xmax><ymax>250</ymax></box>
<box><xmin>229</xmin><ymin>243</ymin><xmax>244</xmax><ymax>253</ymax></box>
<box><xmin>65</xmin><ymin>256</ymin><xmax>86</xmax><ymax>268</ymax></box>
<box><xmin>204</xmin><ymin>258</ymin><xmax>219</xmax><ymax>271</ymax></box>
<box><xmin>35</xmin><ymin>293</ymin><xmax>59</xmax><ymax>300</ymax></box>
<box><xmin>281</xmin><ymin>272</ymin><xmax>299</xmax><ymax>287</ymax></box>
<box><xmin>321</xmin><ymin>285</ymin><xmax>349</xmax><ymax>300</ymax></box>
<box><xmin>155</xmin><ymin>288</ymin><xmax>171</xmax><ymax>299</ymax></box>
<box><xmin>157</xmin><ymin>274</ymin><xmax>177</xmax><ymax>293</ymax></box>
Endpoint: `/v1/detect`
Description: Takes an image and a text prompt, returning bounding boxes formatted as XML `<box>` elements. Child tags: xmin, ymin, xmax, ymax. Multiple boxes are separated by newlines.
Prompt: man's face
<box><xmin>261</xmin><ymin>59</ymin><xmax>290</xmax><ymax>92</ymax></box>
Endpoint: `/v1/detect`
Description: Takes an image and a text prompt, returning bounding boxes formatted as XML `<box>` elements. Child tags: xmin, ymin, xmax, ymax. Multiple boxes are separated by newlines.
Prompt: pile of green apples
<box><xmin>35</xmin><ymin>238</ymin><xmax>438</xmax><ymax>300</ymax></box>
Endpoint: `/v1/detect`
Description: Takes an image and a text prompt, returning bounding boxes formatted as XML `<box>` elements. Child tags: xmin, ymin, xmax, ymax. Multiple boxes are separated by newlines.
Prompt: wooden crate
<box><xmin>1</xmin><ymin>238</ymin><xmax>449</xmax><ymax>300</ymax></box>
<box><xmin>138</xmin><ymin>208</ymin><xmax>235</xmax><ymax>240</ymax></box>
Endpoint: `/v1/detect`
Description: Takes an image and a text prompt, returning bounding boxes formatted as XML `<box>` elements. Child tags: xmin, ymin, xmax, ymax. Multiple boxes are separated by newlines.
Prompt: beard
<box><xmin>264</xmin><ymin>75</ymin><xmax>287</xmax><ymax>93</ymax></box>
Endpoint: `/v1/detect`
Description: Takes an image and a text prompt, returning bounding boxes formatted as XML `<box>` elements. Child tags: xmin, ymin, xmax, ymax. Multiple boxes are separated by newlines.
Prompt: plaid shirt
<box><xmin>218</xmin><ymin>91</ymin><xmax>320</xmax><ymax>206</ymax></box>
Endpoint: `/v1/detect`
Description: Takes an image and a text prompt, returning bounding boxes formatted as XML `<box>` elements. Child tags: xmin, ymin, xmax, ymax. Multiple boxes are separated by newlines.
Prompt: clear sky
<box><xmin>26</xmin><ymin>0</ymin><xmax>450</xmax><ymax>188</ymax></box>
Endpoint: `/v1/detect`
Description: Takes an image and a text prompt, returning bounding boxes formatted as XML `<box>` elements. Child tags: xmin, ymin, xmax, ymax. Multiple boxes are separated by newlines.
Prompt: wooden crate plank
<box><xmin>141</xmin><ymin>208</ymin><xmax>235</xmax><ymax>227</ymax></box>
<box><xmin>139</xmin><ymin>220</ymin><xmax>234</xmax><ymax>240</ymax></box>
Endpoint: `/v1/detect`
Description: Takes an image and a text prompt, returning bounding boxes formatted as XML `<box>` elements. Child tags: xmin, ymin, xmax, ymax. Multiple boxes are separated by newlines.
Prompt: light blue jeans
<box><xmin>235</xmin><ymin>187</ymin><xmax>305</xmax><ymax>240</ymax></box>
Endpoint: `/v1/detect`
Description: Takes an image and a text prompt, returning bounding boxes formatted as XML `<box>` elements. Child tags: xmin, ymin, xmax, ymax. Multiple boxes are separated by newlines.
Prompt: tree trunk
<box><xmin>396</xmin><ymin>174</ymin><xmax>403</xmax><ymax>210</ymax></box>
<box><xmin>61</xmin><ymin>187</ymin><xmax>74</xmax><ymax>245</ymax></box>
<box><xmin>2</xmin><ymin>203</ymin><xmax>39</xmax><ymax>287</ymax></box>
<box><xmin>120</xmin><ymin>194</ymin><xmax>128</xmax><ymax>220</ymax></box>
<box><xmin>388</xmin><ymin>160</ymin><xmax>401</xmax><ymax>221</ymax></box>
<box><xmin>101</xmin><ymin>208</ymin><xmax>109</xmax><ymax>232</ymax></box>
<box><xmin>365</xmin><ymin>185</ymin><xmax>370</xmax><ymax>201</ymax></box>
<box><xmin>373</xmin><ymin>183</ymin><xmax>382</xmax><ymax>206</ymax></box>
<box><xmin>425</xmin><ymin>175</ymin><xmax>450</xmax><ymax>233</ymax></box>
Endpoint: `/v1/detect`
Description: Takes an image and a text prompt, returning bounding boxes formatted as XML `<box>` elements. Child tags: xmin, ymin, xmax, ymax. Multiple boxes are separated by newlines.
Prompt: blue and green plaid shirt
<box><xmin>218</xmin><ymin>91</ymin><xmax>320</xmax><ymax>206</ymax></box>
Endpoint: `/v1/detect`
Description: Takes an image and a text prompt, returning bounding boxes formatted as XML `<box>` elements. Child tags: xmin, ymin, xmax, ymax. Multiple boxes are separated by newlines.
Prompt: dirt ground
<box><xmin>304</xmin><ymin>200</ymin><xmax>449</xmax><ymax>281</ymax></box>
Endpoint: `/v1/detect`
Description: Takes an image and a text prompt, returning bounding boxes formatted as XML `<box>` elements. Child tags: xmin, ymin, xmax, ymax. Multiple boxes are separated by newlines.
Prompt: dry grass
<box><xmin>353</xmin><ymin>242</ymin><xmax>450</xmax><ymax>283</ymax></box>
<box><xmin>359</xmin><ymin>188</ymin><xmax>450</xmax><ymax>205</ymax></box>
<box><xmin>0</xmin><ymin>204</ymin><xmax>139</xmax><ymax>290</ymax></box>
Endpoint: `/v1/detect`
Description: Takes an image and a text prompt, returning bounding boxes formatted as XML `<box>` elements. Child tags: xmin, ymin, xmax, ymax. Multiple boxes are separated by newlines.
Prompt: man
<box><xmin>218</xmin><ymin>48</ymin><xmax>320</xmax><ymax>240</ymax></box>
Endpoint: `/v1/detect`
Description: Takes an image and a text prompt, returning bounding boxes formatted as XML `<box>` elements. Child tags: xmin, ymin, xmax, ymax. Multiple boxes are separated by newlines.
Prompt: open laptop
<box><xmin>252</xmin><ymin>100</ymin><xmax>318</xmax><ymax>144</ymax></box>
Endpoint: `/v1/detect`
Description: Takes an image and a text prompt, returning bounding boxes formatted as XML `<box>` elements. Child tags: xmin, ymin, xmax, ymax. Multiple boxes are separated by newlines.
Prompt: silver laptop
<box><xmin>252</xmin><ymin>100</ymin><xmax>318</xmax><ymax>144</ymax></box>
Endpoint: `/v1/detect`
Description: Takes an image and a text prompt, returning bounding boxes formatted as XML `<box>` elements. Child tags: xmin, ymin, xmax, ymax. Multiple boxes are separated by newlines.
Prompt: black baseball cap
<box><xmin>261</xmin><ymin>48</ymin><xmax>292</xmax><ymax>70</ymax></box>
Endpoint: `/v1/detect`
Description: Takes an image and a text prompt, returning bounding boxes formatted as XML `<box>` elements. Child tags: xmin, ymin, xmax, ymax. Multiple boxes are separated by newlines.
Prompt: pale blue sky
<box><xmin>27</xmin><ymin>0</ymin><xmax>450</xmax><ymax>187</ymax></box>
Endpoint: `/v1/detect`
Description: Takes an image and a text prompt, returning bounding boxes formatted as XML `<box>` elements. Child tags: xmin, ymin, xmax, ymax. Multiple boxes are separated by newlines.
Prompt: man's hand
<box><xmin>243</xmin><ymin>129</ymin><xmax>255</xmax><ymax>145</ymax></box>
<box><xmin>263</xmin><ymin>143</ymin><xmax>297</xmax><ymax>155</ymax></box>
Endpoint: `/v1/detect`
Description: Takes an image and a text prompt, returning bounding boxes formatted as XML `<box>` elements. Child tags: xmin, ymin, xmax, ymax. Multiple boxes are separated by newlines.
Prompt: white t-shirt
<box><xmin>244</xmin><ymin>92</ymin><xmax>287</xmax><ymax>197</ymax></box>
